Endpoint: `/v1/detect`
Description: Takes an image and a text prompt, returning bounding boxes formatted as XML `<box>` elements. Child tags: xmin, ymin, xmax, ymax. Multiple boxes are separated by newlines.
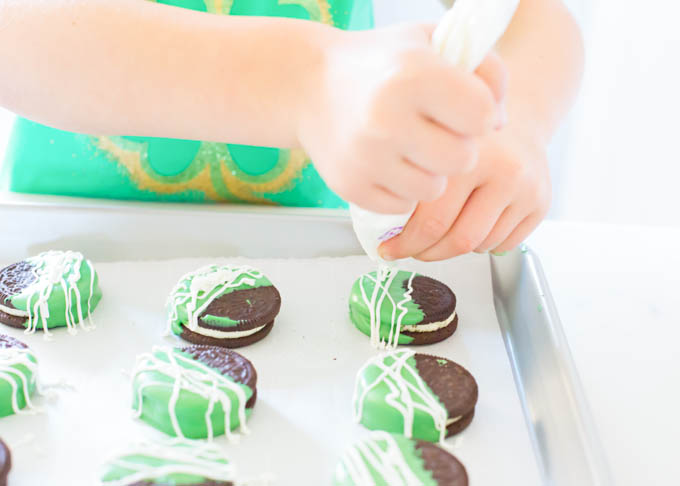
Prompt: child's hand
<box><xmin>297</xmin><ymin>24</ymin><xmax>507</xmax><ymax>214</ymax></box>
<box><xmin>378</xmin><ymin>124</ymin><xmax>550</xmax><ymax>260</ymax></box>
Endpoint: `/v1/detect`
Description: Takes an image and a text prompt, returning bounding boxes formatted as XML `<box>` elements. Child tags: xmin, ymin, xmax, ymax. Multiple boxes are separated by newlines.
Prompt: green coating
<box><xmin>348</xmin><ymin>270</ymin><xmax>427</xmax><ymax>345</ymax></box>
<box><xmin>0</xmin><ymin>351</ymin><xmax>37</xmax><ymax>418</ymax></box>
<box><xmin>9</xmin><ymin>258</ymin><xmax>102</xmax><ymax>330</ymax></box>
<box><xmin>169</xmin><ymin>270</ymin><xmax>272</xmax><ymax>336</ymax></box>
<box><xmin>200</xmin><ymin>315</ymin><xmax>241</xmax><ymax>327</ymax></box>
<box><xmin>354</xmin><ymin>355</ymin><xmax>448</xmax><ymax>443</ymax></box>
<box><xmin>100</xmin><ymin>452</ymin><xmax>226</xmax><ymax>485</ymax></box>
<box><xmin>132</xmin><ymin>349</ymin><xmax>253</xmax><ymax>439</ymax></box>
<box><xmin>333</xmin><ymin>433</ymin><xmax>437</xmax><ymax>486</ymax></box>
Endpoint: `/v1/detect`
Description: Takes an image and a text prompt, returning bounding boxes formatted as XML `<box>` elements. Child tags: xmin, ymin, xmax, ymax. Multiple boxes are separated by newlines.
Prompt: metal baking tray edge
<box><xmin>491</xmin><ymin>248</ymin><xmax>612</xmax><ymax>486</ymax></box>
<box><xmin>1</xmin><ymin>194</ymin><xmax>612</xmax><ymax>485</ymax></box>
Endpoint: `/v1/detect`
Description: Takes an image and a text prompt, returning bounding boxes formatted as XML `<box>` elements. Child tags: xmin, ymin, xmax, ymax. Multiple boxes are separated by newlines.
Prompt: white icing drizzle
<box><xmin>336</xmin><ymin>431</ymin><xmax>425</xmax><ymax>486</ymax></box>
<box><xmin>167</xmin><ymin>264</ymin><xmax>263</xmax><ymax>336</ymax></box>
<box><xmin>358</xmin><ymin>267</ymin><xmax>417</xmax><ymax>350</ymax></box>
<box><xmin>0</xmin><ymin>345</ymin><xmax>39</xmax><ymax>415</ymax></box>
<box><xmin>131</xmin><ymin>346</ymin><xmax>250</xmax><ymax>442</ymax></box>
<box><xmin>353</xmin><ymin>349</ymin><xmax>448</xmax><ymax>443</ymax></box>
<box><xmin>100</xmin><ymin>440</ymin><xmax>236</xmax><ymax>486</ymax></box>
<box><xmin>13</xmin><ymin>251</ymin><xmax>97</xmax><ymax>336</ymax></box>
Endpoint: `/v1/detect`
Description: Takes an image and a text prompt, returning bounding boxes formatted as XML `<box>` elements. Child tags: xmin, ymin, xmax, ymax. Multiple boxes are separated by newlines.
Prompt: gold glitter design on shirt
<box><xmin>279</xmin><ymin>0</ymin><xmax>334</xmax><ymax>24</ymax></box>
<box><xmin>94</xmin><ymin>136</ymin><xmax>310</xmax><ymax>204</ymax></box>
<box><xmin>219</xmin><ymin>147</ymin><xmax>309</xmax><ymax>202</ymax></box>
<box><xmin>204</xmin><ymin>0</ymin><xmax>233</xmax><ymax>14</ymax></box>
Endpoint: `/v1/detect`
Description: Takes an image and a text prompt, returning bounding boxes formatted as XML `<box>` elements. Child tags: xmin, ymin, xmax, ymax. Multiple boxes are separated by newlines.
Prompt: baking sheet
<box><xmin>0</xmin><ymin>254</ymin><xmax>541</xmax><ymax>486</ymax></box>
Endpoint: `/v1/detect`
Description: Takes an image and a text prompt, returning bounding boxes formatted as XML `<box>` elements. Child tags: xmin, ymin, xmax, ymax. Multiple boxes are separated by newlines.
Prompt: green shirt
<box><xmin>1</xmin><ymin>0</ymin><xmax>374</xmax><ymax>208</ymax></box>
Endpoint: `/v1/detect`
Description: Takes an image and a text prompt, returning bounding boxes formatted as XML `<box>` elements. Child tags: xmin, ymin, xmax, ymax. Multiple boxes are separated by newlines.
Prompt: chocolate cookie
<box><xmin>0</xmin><ymin>334</ymin><xmax>39</xmax><ymax>418</ymax></box>
<box><xmin>349</xmin><ymin>269</ymin><xmax>457</xmax><ymax>348</ymax></box>
<box><xmin>131</xmin><ymin>345</ymin><xmax>257</xmax><ymax>440</ymax></box>
<box><xmin>0</xmin><ymin>251</ymin><xmax>102</xmax><ymax>334</ymax></box>
<box><xmin>0</xmin><ymin>438</ymin><xmax>10</xmax><ymax>486</ymax></box>
<box><xmin>100</xmin><ymin>441</ymin><xmax>235</xmax><ymax>486</ymax></box>
<box><xmin>334</xmin><ymin>432</ymin><xmax>468</xmax><ymax>486</ymax></box>
<box><xmin>353</xmin><ymin>350</ymin><xmax>477</xmax><ymax>442</ymax></box>
<box><xmin>168</xmin><ymin>264</ymin><xmax>281</xmax><ymax>348</ymax></box>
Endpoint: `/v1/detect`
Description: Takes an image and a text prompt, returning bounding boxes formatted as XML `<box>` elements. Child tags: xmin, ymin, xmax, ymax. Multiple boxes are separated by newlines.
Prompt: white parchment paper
<box><xmin>0</xmin><ymin>254</ymin><xmax>541</xmax><ymax>485</ymax></box>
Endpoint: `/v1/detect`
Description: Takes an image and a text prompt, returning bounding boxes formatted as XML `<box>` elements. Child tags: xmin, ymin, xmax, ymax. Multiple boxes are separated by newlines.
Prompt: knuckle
<box><xmin>456</xmin><ymin>139</ymin><xmax>479</xmax><ymax>172</ymax></box>
<box><xmin>421</xmin><ymin>216</ymin><xmax>450</xmax><ymax>239</ymax></box>
<box><xmin>471</xmin><ymin>90</ymin><xmax>497</xmax><ymax>133</ymax></box>
<box><xmin>451</xmin><ymin>234</ymin><xmax>478</xmax><ymax>255</ymax></box>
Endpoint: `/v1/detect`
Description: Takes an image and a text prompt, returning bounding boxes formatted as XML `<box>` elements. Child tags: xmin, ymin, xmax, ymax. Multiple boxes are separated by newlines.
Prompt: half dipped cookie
<box><xmin>168</xmin><ymin>264</ymin><xmax>281</xmax><ymax>348</ymax></box>
<box><xmin>0</xmin><ymin>437</ymin><xmax>10</xmax><ymax>486</ymax></box>
<box><xmin>353</xmin><ymin>350</ymin><xmax>478</xmax><ymax>442</ymax></box>
<box><xmin>0</xmin><ymin>251</ymin><xmax>101</xmax><ymax>334</ymax></box>
<box><xmin>334</xmin><ymin>432</ymin><xmax>468</xmax><ymax>486</ymax></box>
<box><xmin>100</xmin><ymin>441</ymin><xmax>235</xmax><ymax>486</ymax></box>
<box><xmin>349</xmin><ymin>269</ymin><xmax>457</xmax><ymax>348</ymax></box>
<box><xmin>131</xmin><ymin>345</ymin><xmax>257</xmax><ymax>440</ymax></box>
<box><xmin>0</xmin><ymin>334</ymin><xmax>39</xmax><ymax>418</ymax></box>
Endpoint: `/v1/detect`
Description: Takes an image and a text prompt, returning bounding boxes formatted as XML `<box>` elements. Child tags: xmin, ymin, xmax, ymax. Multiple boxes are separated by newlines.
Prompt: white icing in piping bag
<box><xmin>350</xmin><ymin>0</ymin><xmax>520</xmax><ymax>262</ymax></box>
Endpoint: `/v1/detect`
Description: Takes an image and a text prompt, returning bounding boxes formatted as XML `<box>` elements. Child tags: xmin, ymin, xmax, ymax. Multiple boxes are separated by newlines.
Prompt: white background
<box><xmin>2</xmin><ymin>0</ymin><xmax>679</xmax><ymax>227</ymax></box>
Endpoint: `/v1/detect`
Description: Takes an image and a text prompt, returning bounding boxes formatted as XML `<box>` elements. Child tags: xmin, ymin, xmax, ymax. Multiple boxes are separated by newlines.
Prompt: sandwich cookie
<box><xmin>0</xmin><ymin>251</ymin><xmax>102</xmax><ymax>335</ymax></box>
<box><xmin>353</xmin><ymin>350</ymin><xmax>478</xmax><ymax>442</ymax></box>
<box><xmin>0</xmin><ymin>334</ymin><xmax>39</xmax><ymax>418</ymax></box>
<box><xmin>131</xmin><ymin>345</ymin><xmax>257</xmax><ymax>440</ymax></box>
<box><xmin>0</xmin><ymin>437</ymin><xmax>10</xmax><ymax>486</ymax></box>
<box><xmin>334</xmin><ymin>431</ymin><xmax>468</xmax><ymax>486</ymax></box>
<box><xmin>99</xmin><ymin>441</ymin><xmax>235</xmax><ymax>486</ymax></box>
<box><xmin>349</xmin><ymin>269</ymin><xmax>457</xmax><ymax>349</ymax></box>
<box><xmin>168</xmin><ymin>264</ymin><xmax>281</xmax><ymax>348</ymax></box>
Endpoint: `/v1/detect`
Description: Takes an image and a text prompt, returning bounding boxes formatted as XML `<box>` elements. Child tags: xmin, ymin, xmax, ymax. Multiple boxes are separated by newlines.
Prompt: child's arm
<box><xmin>0</xmin><ymin>0</ymin><xmax>504</xmax><ymax>214</ymax></box>
<box><xmin>380</xmin><ymin>0</ymin><xmax>584</xmax><ymax>260</ymax></box>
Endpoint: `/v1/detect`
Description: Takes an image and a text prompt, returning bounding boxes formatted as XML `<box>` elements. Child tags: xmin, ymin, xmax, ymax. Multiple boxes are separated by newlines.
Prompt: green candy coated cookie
<box><xmin>1</xmin><ymin>251</ymin><xmax>102</xmax><ymax>334</ymax></box>
<box><xmin>353</xmin><ymin>350</ymin><xmax>448</xmax><ymax>443</ymax></box>
<box><xmin>334</xmin><ymin>432</ymin><xmax>436</xmax><ymax>486</ymax></box>
<box><xmin>167</xmin><ymin>264</ymin><xmax>273</xmax><ymax>336</ymax></box>
<box><xmin>100</xmin><ymin>441</ymin><xmax>235</xmax><ymax>486</ymax></box>
<box><xmin>0</xmin><ymin>335</ymin><xmax>39</xmax><ymax>418</ymax></box>
<box><xmin>349</xmin><ymin>269</ymin><xmax>425</xmax><ymax>347</ymax></box>
<box><xmin>131</xmin><ymin>347</ymin><xmax>254</xmax><ymax>440</ymax></box>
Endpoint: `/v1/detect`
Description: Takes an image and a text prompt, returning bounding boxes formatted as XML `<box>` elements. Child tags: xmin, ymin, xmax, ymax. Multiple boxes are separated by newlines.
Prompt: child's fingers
<box><xmin>402</xmin><ymin>118</ymin><xmax>479</xmax><ymax>175</ymax></box>
<box><xmin>379</xmin><ymin>159</ymin><xmax>448</xmax><ymax>202</ymax></box>
<box><xmin>492</xmin><ymin>212</ymin><xmax>543</xmax><ymax>253</ymax></box>
<box><xmin>414</xmin><ymin>184</ymin><xmax>509</xmax><ymax>261</ymax></box>
<box><xmin>367</xmin><ymin>185</ymin><xmax>417</xmax><ymax>214</ymax></box>
<box><xmin>416</xmin><ymin>60</ymin><xmax>501</xmax><ymax>136</ymax></box>
<box><xmin>474</xmin><ymin>205</ymin><xmax>525</xmax><ymax>253</ymax></box>
<box><xmin>378</xmin><ymin>179</ymin><xmax>475</xmax><ymax>260</ymax></box>
<box><xmin>475</xmin><ymin>51</ymin><xmax>508</xmax><ymax>103</ymax></box>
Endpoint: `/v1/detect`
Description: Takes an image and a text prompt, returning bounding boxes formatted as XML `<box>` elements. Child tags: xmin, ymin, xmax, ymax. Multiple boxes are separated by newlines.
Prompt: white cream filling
<box><xmin>447</xmin><ymin>415</ymin><xmax>463</xmax><ymax>426</ymax></box>
<box><xmin>0</xmin><ymin>302</ymin><xmax>28</xmax><ymax>317</ymax></box>
<box><xmin>401</xmin><ymin>311</ymin><xmax>456</xmax><ymax>333</ymax></box>
<box><xmin>189</xmin><ymin>324</ymin><xmax>267</xmax><ymax>339</ymax></box>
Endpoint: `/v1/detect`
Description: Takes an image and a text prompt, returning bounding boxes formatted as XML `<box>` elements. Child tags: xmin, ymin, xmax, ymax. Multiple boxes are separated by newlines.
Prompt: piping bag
<box><xmin>350</xmin><ymin>0</ymin><xmax>520</xmax><ymax>262</ymax></box>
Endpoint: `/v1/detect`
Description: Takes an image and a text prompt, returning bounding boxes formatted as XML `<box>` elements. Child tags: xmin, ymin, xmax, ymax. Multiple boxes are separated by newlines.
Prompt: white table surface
<box><xmin>527</xmin><ymin>221</ymin><xmax>680</xmax><ymax>486</ymax></box>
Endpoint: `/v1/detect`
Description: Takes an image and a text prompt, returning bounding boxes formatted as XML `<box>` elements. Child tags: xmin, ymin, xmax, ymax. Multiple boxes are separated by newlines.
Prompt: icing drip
<box><xmin>0</xmin><ymin>346</ymin><xmax>39</xmax><ymax>415</ymax></box>
<box><xmin>17</xmin><ymin>251</ymin><xmax>97</xmax><ymax>336</ymax></box>
<box><xmin>337</xmin><ymin>432</ymin><xmax>425</xmax><ymax>486</ymax></box>
<box><xmin>359</xmin><ymin>267</ymin><xmax>417</xmax><ymax>349</ymax></box>
<box><xmin>131</xmin><ymin>347</ymin><xmax>250</xmax><ymax>442</ymax></box>
<box><xmin>167</xmin><ymin>264</ymin><xmax>263</xmax><ymax>334</ymax></box>
<box><xmin>353</xmin><ymin>350</ymin><xmax>448</xmax><ymax>443</ymax></box>
<box><xmin>100</xmin><ymin>440</ymin><xmax>235</xmax><ymax>486</ymax></box>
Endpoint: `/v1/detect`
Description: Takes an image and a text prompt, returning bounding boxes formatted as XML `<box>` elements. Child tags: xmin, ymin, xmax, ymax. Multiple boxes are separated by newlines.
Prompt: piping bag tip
<box><xmin>349</xmin><ymin>204</ymin><xmax>412</xmax><ymax>264</ymax></box>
